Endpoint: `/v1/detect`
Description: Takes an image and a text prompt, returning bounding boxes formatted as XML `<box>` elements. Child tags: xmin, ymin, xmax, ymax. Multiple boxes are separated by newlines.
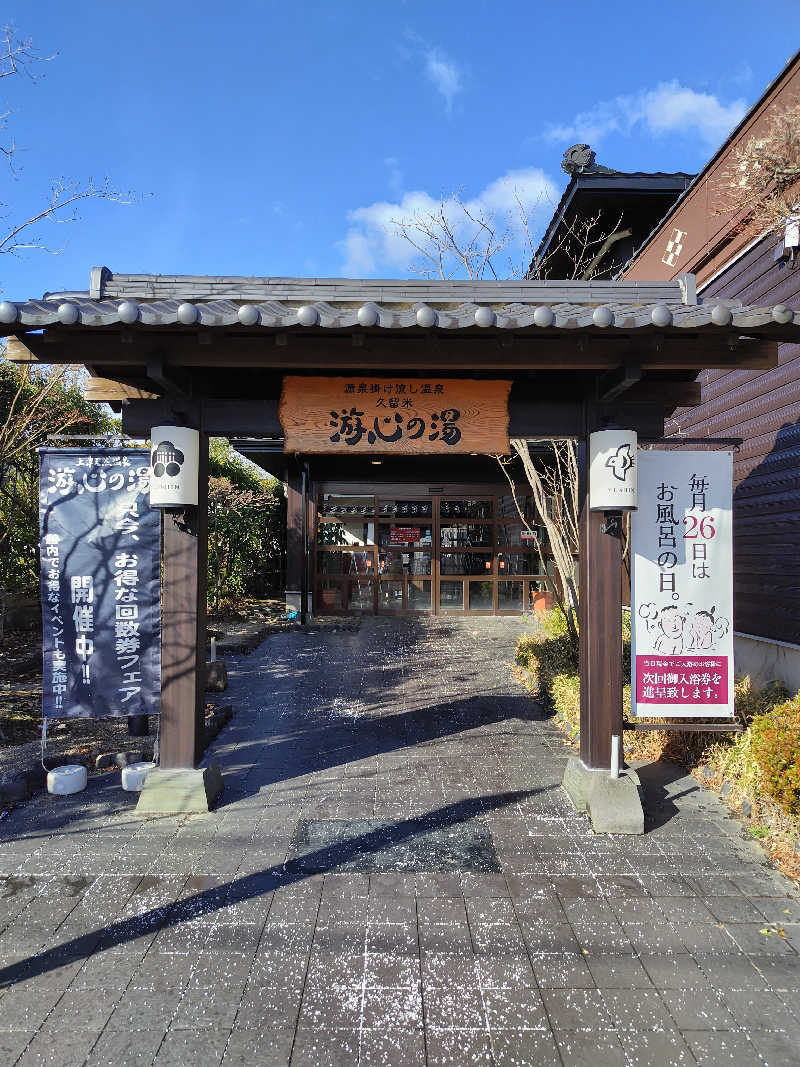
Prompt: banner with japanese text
<box><xmin>631</xmin><ymin>450</ymin><xmax>733</xmax><ymax>718</ymax></box>
<box><xmin>39</xmin><ymin>448</ymin><xmax>160</xmax><ymax>719</ymax></box>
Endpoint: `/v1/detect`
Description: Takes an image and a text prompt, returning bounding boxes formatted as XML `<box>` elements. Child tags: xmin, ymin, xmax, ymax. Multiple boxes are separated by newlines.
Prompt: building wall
<box><xmin>621</xmin><ymin>52</ymin><xmax>800</xmax><ymax>681</ymax></box>
<box><xmin>669</xmin><ymin>235</ymin><xmax>800</xmax><ymax>646</ymax></box>
<box><xmin>623</xmin><ymin>53</ymin><xmax>800</xmax><ymax>287</ymax></box>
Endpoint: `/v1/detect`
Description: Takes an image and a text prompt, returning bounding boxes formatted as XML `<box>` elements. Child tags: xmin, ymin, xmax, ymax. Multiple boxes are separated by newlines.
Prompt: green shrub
<box><xmin>551</xmin><ymin>673</ymin><xmax>580</xmax><ymax>737</ymax></box>
<box><xmin>750</xmin><ymin>695</ymin><xmax>800</xmax><ymax>816</ymax></box>
<box><xmin>515</xmin><ymin>608</ymin><xmax>630</xmax><ymax>705</ymax></box>
<box><xmin>515</xmin><ymin>624</ymin><xmax>578</xmax><ymax>701</ymax></box>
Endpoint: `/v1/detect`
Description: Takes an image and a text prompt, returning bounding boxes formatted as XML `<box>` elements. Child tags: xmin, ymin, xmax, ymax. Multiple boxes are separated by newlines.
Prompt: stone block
<box><xmin>562</xmin><ymin>757</ymin><xmax>644</xmax><ymax>835</ymax></box>
<box><xmin>562</xmin><ymin>756</ymin><xmax>591</xmax><ymax>811</ymax></box>
<box><xmin>587</xmin><ymin>772</ymin><xmax>645</xmax><ymax>835</ymax></box>
<box><xmin>205</xmin><ymin>660</ymin><xmax>228</xmax><ymax>692</ymax></box>
<box><xmin>114</xmin><ymin>751</ymin><xmax>144</xmax><ymax>768</ymax></box>
<box><xmin>95</xmin><ymin>753</ymin><xmax>114</xmax><ymax>771</ymax></box>
<box><xmin>135</xmin><ymin>762</ymin><xmax>223</xmax><ymax>814</ymax></box>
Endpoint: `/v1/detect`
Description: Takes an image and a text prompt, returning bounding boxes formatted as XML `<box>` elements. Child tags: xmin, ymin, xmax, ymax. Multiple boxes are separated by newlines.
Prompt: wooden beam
<box><xmin>4</xmin><ymin>336</ymin><xmax>39</xmax><ymax>363</ymax></box>
<box><xmin>121</xmin><ymin>397</ymin><xmax>281</xmax><ymax>436</ymax></box>
<box><xmin>596</xmin><ymin>360</ymin><xmax>642</xmax><ymax>402</ymax></box>
<box><xmin>12</xmin><ymin>331</ymin><xmax>781</xmax><ymax>373</ymax></box>
<box><xmin>119</xmin><ymin>393</ymin><xmax>667</xmax><ymax>440</ymax></box>
<box><xmin>622</xmin><ymin>380</ymin><xmax>701</xmax><ymax>406</ymax></box>
<box><xmin>83</xmin><ymin>377</ymin><xmax>159</xmax><ymax>403</ymax></box>
<box><xmin>145</xmin><ymin>356</ymin><xmax>192</xmax><ymax>399</ymax></box>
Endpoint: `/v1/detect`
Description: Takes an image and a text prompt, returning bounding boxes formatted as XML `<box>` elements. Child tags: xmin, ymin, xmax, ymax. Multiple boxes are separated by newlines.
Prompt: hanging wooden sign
<box><xmin>280</xmin><ymin>377</ymin><xmax>511</xmax><ymax>454</ymax></box>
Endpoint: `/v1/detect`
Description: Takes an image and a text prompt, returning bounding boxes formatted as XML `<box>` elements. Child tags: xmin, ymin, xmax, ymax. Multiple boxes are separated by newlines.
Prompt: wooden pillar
<box><xmin>159</xmin><ymin>432</ymin><xmax>209</xmax><ymax>769</ymax></box>
<box><xmin>286</xmin><ymin>463</ymin><xmax>304</xmax><ymax>615</ymax></box>
<box><xmin>578</xmin><ymin>415</ymin><xmax>624</xmax><ymax>771</ymax></box>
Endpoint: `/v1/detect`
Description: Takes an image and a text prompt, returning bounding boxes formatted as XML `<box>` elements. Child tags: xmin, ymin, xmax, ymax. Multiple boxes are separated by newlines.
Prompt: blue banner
<box><xmin>39</xmin><ymin>448</ymin><xmax>160</xmax><ymax>718</ymax></box>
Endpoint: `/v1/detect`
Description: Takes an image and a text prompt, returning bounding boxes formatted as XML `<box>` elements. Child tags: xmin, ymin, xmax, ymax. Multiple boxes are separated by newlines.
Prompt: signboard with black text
<box><xmin>631</xmin><ymin>450</ymin><xmax>733</xmax><ymax>718</ymax></box>
<box><xmin>280</xmin><ymin>377</ymin><xmax>511</xmax><ymax>454</ymax></box>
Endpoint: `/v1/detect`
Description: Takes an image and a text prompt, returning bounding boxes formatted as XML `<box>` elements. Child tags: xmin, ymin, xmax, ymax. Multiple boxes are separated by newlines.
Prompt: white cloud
<box><xmin>339</xmin><ymin>168</ymin><xmax>558</xmax><ymax>278</ymax></box>
<box><xmin>545</xmin><ymin>81</ymin><xmax>747</xmax><ymax>147</ymax></box>
<box><xmin>402</xmin><ymin>32</ymin><xmax>464</xmax><ymax>114</ymax></box>
<box><xmin>423</xmin><ymin>46</ymin><xmax>463</xmax><ymax>113</ymax></box>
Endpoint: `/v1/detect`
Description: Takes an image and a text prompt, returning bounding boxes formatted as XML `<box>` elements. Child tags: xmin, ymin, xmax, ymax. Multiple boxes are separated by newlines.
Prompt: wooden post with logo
<box><xmin>137</xmin><ymin>428</ymin><xmax>223</xmax><ymax>814</ymax></box>
<box><xmin>563</xmin><ymin>408</ymin><xmax>644</xmax><ymax>834</ymax></box>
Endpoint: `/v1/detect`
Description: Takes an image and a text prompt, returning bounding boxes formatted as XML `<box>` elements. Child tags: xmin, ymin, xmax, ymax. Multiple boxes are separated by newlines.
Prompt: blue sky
<box><xmin>2</xmin><ymin>0</ymin><xmax>797</xmax><ymax>300</ymax></box>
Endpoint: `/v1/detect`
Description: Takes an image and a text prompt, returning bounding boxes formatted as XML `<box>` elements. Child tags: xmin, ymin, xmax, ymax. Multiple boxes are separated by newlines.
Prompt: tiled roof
<box><xmin>0</xmin><ymin>270</ymin><xmax>796</xmax><ymax>334</ymax></box>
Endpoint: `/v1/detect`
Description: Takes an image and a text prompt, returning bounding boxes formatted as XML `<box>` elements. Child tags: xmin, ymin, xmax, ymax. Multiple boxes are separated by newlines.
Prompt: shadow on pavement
<box><xmin>0</xmin><ymin>788</ymin><xmax>538</xmax><ymax>991</ymax></box>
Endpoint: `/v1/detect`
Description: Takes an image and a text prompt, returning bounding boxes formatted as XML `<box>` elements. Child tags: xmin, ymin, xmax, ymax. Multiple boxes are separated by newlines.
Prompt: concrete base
<box><xmin>205</xmin><ymin>660</ymin><xmax>228</xmax><ymax>692</ymax></box>
<box><xmin>285</xmin><ymin>590</ymin><xmax>312</xmax><ymax>616</ymax></box>
<box><xmin>135</xmin><ymin>762</ymin><xmax>223</xmax><ymax>814</ymax></box>
<box><xmin>563</xmin><ymin>756</ymin><xmax>644</xmax><ymax>835</ymax></box>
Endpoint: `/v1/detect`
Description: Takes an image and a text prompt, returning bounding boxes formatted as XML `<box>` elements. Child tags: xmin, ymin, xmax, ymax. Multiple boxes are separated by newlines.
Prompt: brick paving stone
<box><xmin>221</xmin><ymin>1026</ymin><xmax>295</xmax><ymax>1067</ymax></box>
<box><xmin>684</xmin><ymin>1030</ymin><xmax>763</xmax><ymax>1066</ymax></box>
<box><xmin>290</xmin><ymin>1028</ymin><xmax>360</xmax><ymax>1066</ymax></box>
<box><xmin>0</xmin><ymin>617</ymin><xmax>798</xmax><ymax>1066</ymax></box>
<box><xmin>425</xmin><ymin>1029</ymin><xmax>493</xmax><ymax>1066</ymax></box>
<box><xmin>617</xmin><ymin>1029</ymin><xmax>695</xmax><ymax>1065</ymax></box>
<box><xmin>41</xmin><ymin>987</ymin><xmax>123</xmax><ymax>1032</ymax></box>
<box><xmin>0</xmin><ymin>1032</ymin><xmax>35</xmax><ymax>1065</ymax></box>
<box><xmin>85</xmin><ymin>1029</ymin><xmax>166</xmax><ymax>1067</ymax></box>
<box><xmin>553</xmin><ymin>1031</ymin><xmax>627</xmax><ymax>1066</ymax></box>
<box><xmin>358</xmin><ymin>1028</ymin><xmax>427</xmax><ymax>1067</ymax></box>
<box><xmin>153</xmin><ymin>1028</ymin><xmax>230</xmax><ymax>1066</ymax></box>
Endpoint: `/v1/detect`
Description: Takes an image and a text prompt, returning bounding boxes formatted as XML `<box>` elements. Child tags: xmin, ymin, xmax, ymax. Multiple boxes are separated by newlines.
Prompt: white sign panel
<box><xmin>631</xmin><ymin>450</ymin><xmax>733</xmax><ymax>718</ymax></box>
<box><xmin>589</xmin><ymin>429</ymin><xmax>638</xmax><ymax>510</ymax></box>
<box><xmin>149</xmin><ymin>426</ymin><xmax>200</xmax><ymax>507</ymax></box>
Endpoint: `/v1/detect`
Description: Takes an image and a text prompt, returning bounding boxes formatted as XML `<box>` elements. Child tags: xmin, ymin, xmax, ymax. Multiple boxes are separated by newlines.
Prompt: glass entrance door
<box><xmin>376</xmin><ymin>498</ymin><xmax>433</xmax><ymax>613</ymax></box>
<box><xmin>315</xmin><ymin>489</ymin><xmax>554</xmax><ymax>615</ymax></box>
<box><xmin>437</xmin><ymin>496</ymin><xmax>494</xmax><ymax>614</ymax></box>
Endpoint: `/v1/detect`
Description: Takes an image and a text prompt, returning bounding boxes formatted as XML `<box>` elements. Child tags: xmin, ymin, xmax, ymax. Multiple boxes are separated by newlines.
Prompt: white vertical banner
<box><xmin>631</xmin><ymin>450</ymin><xmax>734</xmax><ymax>718</ymax></box>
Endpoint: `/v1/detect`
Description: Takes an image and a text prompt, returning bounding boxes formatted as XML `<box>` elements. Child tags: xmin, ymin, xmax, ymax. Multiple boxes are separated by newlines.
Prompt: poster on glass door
<box><xmin>631</xmin><ymin>450</ymin><xmax>734</xmax><ymax>718</ymax></box>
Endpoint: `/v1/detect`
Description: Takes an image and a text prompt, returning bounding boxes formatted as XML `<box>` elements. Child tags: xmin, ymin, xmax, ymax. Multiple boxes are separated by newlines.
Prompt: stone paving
<box><xmin>1</xmin><ymin>616</ymin><xmax>799</xmax><ymax>1066</ymax></box>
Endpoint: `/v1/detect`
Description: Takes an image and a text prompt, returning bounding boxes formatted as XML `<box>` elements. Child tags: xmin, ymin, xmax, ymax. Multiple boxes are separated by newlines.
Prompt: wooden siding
<box><xmin>668</xmin><ymin>236</ymin><xmax>800</xmax><ymax>642</ymax></box>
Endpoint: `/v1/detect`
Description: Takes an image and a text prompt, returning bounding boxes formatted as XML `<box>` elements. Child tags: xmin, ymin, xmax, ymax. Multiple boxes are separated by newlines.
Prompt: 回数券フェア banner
<box><xmin>631</xmin><ymin>450</ymin><xmax>733</xmax><ymax>718</ymax></box>
<box><xmin>39</xmin><ymin>448</ymin><xmax>160</xmax><ymax>718</ymax></box>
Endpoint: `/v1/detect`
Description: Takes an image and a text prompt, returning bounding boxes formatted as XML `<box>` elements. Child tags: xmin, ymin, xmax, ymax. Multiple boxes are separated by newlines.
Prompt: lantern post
<box><xmin>137</xmin><ymin>425</ymin><xmax>223</xmax><ymax>813</ymax></box>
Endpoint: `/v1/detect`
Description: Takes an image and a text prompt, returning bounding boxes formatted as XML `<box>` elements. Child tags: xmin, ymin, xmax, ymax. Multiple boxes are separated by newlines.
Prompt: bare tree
<box><xmin>497</xmin><ymin>439</ymin><xmax>579</xmax><ymax>641</ymax></box>
<box><xmin>392</xmin><ymin>187</ymin><xmax>622</xmax><ymax>629</ymax></box>
<box><xmin>0</xmin><ymin>25</ymin><xmax>136</xmax><ymax>280</ymax></box>
<box><xmin>391</xmin><ymin>192</ymin><xmax>513</xmax><ymax>281</ymax></box>
<box><xmin>391</xmin><ymin>188</ymin><xmax>627</xmax><ymax>283</ymax></box>
<box><xmin>715</xmin><ymin>98</ymin><xmax>800</xmax><ymax>238</ymax></box>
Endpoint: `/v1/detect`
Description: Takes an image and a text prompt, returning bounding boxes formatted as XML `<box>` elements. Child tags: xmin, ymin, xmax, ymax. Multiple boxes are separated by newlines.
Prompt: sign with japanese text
<box><xmin>390</xmin><ymin>527</ymin><xmax>421</xmax><ymax>544</ymax></box>
<box><xmin>631</xmin><ymin>450</ymin><xmax>733</xmax><ymax>718</ymax></box>
<box><xmin>39</xmin><ymin>449</ymin><xmax>160</xmax><ymax>719</ymax></box>
<box><xmin>279</xmin><ymin>377</ymin><xmax>511</xmax><ymax>454</ymax></box>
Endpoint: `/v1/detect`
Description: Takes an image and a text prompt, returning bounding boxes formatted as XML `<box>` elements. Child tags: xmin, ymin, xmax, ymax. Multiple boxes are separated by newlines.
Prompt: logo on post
<box><xmin>151</xmin><ymin>442</ymin><xmax>184</xmax><ymax>479</ymax></box>
<box><xmin>605</xmin><ymin>443</ymin><xmax>635</xmax><ymax>482</ymax></box>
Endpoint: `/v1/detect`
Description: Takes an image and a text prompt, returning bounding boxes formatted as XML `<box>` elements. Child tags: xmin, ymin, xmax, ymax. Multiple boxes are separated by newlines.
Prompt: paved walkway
<box><xmin>1</xmin><ymin>617</ymin><xmax>799</xmax><ymax>1066</ymax></box>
